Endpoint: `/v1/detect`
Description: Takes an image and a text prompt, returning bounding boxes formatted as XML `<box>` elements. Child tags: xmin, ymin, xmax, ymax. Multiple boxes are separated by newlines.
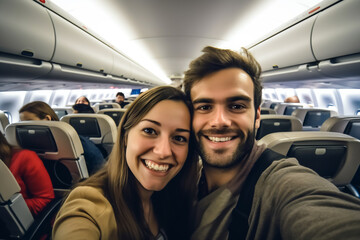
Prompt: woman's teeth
<box><xmin>144</xmin><ymin>160</ymin><xmax>169</xmax><ymax>172</ymax></box>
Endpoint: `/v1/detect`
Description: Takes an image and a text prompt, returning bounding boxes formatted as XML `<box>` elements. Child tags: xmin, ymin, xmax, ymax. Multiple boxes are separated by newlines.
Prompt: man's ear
<box><xmin>254</xmin><ymin>107</ymin><xmax>261</xmax><ymax>129</ymax></box>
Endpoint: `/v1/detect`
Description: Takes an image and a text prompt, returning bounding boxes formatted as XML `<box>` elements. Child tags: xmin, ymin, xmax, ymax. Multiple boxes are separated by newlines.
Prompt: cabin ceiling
<box><xmin>2</xmin><ymin>0</ymin><xmax>360</xmax><ymax>91</ymax></box>
<box><xmin>111</xmin><ymin>0</ymin><xmax>263</xmax><ymax>78</ymax></box>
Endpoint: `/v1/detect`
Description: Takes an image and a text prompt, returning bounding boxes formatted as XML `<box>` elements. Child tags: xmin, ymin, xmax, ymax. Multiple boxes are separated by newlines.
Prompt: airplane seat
<box><xmin>260</xmin><ymin>108</ymin><xmax>277</xmax><ymax>115</ymax></box>
<box><xmin>93</xmin><ymin>102</ymin><xmax>121</xmax><ymax>112</ymax></box>
<box><xmin>5</xmin><ymin>121</ymin><xmax>89</xmax><ymax>190</ymax></box>
<box><xmin>0</xmin><ymin>110</ymin><xmax>10</xmax><ymax>134</ymax></box>
<box><xmin>269</xmin><ymin>102</ymin><xmax>281</xmax><ymax>110</ymax></box>
<box><xmin>60</xmin><ymin>114</ymin><xmax>117</xmax><ymax>157</ymax></box>
<box><xmin>274</xmin><ymin>103</ymin><xmax>304</xmax><ymax>115</ymax></box>
<box><xmin>258</xmin><ymin>131</ymin><xmax>360</xmax><ymax>198</ymax></box>
<box><xmin>292</xmin><ymin>108</ymin><xmax>338</xmax><ymax>131</ymax></box>
<box><xmin>0</xmin><ymin>160</ymin><xmax>34</xmax><ymax>239</ymax></box>
<box><xmin>256</xmin><ymin>115</ymin><xmax>302</xmax><ymax>140</ymax></box>
<box><xmin>320</xmin><ymin>116</ymin><xmax>360</xmax><ymax>191</ymax></box>
<box><xmin>52</xmin><ymin>107</ymin><xmax>73</xmax><ymax>119</ymax></box>
<box><xmin>321</xmin><ymin>116</ymin><xmax>360</xmax><ymax>139</ymax></box>
<box><xmin>97</xmin><ymin>108</ymin><xmax>126</xmax><ymax>126</ymax></box>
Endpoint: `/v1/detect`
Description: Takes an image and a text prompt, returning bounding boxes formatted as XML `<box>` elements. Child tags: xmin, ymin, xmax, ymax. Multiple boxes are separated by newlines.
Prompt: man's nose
<box><xmin>209</xmin><ymin>107</ymin><xmax>231</xmax><ymax>128</ymax></box>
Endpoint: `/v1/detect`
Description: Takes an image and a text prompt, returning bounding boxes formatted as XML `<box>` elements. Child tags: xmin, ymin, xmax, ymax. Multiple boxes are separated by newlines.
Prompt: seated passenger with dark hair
<box><xmin>72</xmin><ymin>104</ymin><xmax>95</xmax><ymax>113</ymax></box>
<box><xmin>114</xmin><ymin>92</ymin><xmax>129</xmax><ymax>108</ymax></box>
<box><xmin>0</xmin><ymin>133</ymin><xmax>54</xmax><ymax>216</ymax></box>
<box><xmin>19</xmin><ymin>101</ymin><xmax>105</xmax><ymax>175</ymax></box>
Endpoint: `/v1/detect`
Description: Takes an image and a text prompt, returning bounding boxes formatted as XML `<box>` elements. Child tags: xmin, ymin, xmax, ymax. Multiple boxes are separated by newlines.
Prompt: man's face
<box><xmin>116</xmin><ymin>95</ymin><xmax>124</xmax><ymax>103</ymax></box>
<box><xmin>190</xmin><ymin>68</ymin><xmax>260</xmax><ymax>169</ymax></box>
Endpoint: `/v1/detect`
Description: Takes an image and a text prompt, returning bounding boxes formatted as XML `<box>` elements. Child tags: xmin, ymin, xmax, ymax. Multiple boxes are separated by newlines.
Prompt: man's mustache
<box><xmin>198</xmin><ymin>128</ymin><xmax>244</xmax><ymax>137</ymax></box>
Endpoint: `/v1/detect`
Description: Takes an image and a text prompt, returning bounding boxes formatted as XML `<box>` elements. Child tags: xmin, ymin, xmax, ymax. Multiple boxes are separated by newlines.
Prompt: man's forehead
<box><xmin>190</xmin><ymin>69</ymin><xmax>254</xmax><ymax>101</ymax></box>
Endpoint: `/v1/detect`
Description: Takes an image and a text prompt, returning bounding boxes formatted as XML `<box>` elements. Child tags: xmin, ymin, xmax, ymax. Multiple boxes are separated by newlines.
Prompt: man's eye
<box><xmin>143</xmin><ymin>128</ymin><xmax>156</xmax><ymax>135</ymax></box>
<box><xmin>195</xmin><ymin>105</ymin><xmax>211</xmax><ymax>111</ymax></box>
<box><xmin>230</xmin><ymin>104</ymin><xmax>246</xmax><ymax>110</ymax></box>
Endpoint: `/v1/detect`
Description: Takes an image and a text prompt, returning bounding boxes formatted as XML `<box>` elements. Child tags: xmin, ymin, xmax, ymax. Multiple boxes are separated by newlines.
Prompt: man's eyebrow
<box><xmin>192</xmin><ymin>98</ymin><xmax>213</xmax><ymax>105</ymax></box>
<box><xmin>141</xmin><ymin>119</ymin><xmax>190</xmax><ymax>133</ymax></box>
<box><xmin>227</xmin><ymin>96</ymin><xmax>252</xmax><ymax>102</ymax></box>
<box><xmin>192</xmin><ymin>96</ymin><xmax>252</xmax><ymax>104</ymax></box>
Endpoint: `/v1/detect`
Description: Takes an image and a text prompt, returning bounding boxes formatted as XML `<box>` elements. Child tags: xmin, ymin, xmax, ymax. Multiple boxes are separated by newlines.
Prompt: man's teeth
<box><xmin>208</xmin><ymin>136</ymin><xmax>232</xmax><ymax>142</ymax></box>
<box><xmin>144</xmin><ymin>160</ymin><xmax>169</xmax><ymax>172</ymax></box>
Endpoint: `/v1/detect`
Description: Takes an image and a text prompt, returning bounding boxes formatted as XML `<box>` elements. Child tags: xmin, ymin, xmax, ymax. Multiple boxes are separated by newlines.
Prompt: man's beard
<box><xmin>197</xmin><ymin>128</ymin><xmax>255</xmax><ymax>169</ymax></box>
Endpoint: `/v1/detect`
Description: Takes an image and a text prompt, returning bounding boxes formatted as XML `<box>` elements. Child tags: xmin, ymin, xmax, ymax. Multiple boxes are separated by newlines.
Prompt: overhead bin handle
<box><xmin>21</xmin><ymin>50</ymin><xmax>34</xmax><ymax>57</ymax></box>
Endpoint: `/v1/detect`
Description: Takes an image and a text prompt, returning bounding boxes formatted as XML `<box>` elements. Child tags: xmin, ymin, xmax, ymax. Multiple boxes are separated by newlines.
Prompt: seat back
<box><xmin>5</xmin><ymin>121</ymin><xmax>88</xmax><ymax>190</ymax></box>
<box><xmin>256</xmin><ymin>115</ymin><xmax>302</xmax><ymax>140</ymax></box>
<box><xmin>258</xmin><ymin>131</ymin><xmax>360</xmax><ymax>197</ymax></box>
<box><xmin>320</xmin><ymin>116</ymin><xmax>360</xmax><ymax>190</ymax></box>
<box><xmin>260</xmin><ymin>108</ymin><xmax>276</xmax><ymax>115</ymax></box>
<box><xmin>93</xmin><ymin>102</ymin><xmax>120</xmax><ymax>112</ymax></box>
<box><xmin>274</xmin><ymin>103</ymin><xmax>304</xmax><ymax>115</ymax></box>
<box><xmin>60</xmin><ymin>114</ymin><xmax>117</xmax><ymax>156</ymax></box>
<box><xmin>0</xmin><ymin>160</ymin><xmax>34</xmax><ymax>238</ymax></box>
<box><xmin>0</xmin><ymin>110</ymin><xmax>10</xmax><ymax>134</ymax></box>
<box><xmin>97</xmin><ymin>108</ymin><xmax>126</xmax><ymax>126</ymax></box>
<box><xmin>52</xmin><ymin>107</ymin><xmax>73</xmax><ymax>119</ymax></box>
<box><xmin>321</xmin><ymin>116</ymin><xmax>360</xmax><ymax>139</ymax></box>
<box><xmin>292</xmin><ymin>108</ymin><xmax>338</xmax><ymax>130</ymax></box>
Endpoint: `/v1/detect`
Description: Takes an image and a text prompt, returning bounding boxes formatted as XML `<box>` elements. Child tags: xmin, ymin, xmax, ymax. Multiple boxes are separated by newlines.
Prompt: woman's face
<box><xmin>126</xmin><ymin>100</ymin><xmax>191</xmax><ymax>193</ymax></box>
<box><xmin>76</xmin><ymin>96</ymin><xmax>89</xmax><ymax>105</ymax></box>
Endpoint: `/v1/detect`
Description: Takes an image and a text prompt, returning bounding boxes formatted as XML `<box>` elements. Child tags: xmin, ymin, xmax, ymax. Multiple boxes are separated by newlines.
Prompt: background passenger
<box><xmin>114</xmin><ymin>92</ymin><xmax>128</xmax><ymax>108</ymax></box>
<box><xmin>0</xmin><ymin>133</ymin><xmax>54</xmax><ymax>216</ymax></box>
<box><xmin>19</xmin><ymin>101</ymin><xmax>105</xmax><ymax>175</ymax></box>
<box><xmin>72</xmin><ymin>103</ymin><xmax>95</xmax><ymax>113</ymax></box>
<box><xmin>52</xmin><ymin>86</ymin><xmax>198</xmax><ymax>240</ymax></box>
<box><xmin>284</xmin><ymin>95</ymin><xmax>300</xmax><ymax>103</ymax></box>
<box><xmin>75</xmin><ymin>96</ymin><xmax>91</xmax><ymax>105</ymax></box>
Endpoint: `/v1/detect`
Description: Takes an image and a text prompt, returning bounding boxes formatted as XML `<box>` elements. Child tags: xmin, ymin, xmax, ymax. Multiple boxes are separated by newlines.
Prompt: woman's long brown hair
<box><xmin>75</xmin><ymin>86</ymin><xmax>199</xmax><ymax>239</ymax></box>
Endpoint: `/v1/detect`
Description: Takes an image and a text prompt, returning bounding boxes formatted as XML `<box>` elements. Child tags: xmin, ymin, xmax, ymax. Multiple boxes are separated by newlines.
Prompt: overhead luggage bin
<box><xmin>249</xmin><ymin>16</ymin><xmax>316</xmax><ymax>72</ymax></box>
<box><xmin>0</xmin><ymin>1</ymin><xmax>55</xmax><ymax>61</ymax></box>
<box><xmin>311</xmin><ymin>0</ymin><xmax>360</xmax><ymax>61</ymax></box>
<box><xmin>48</xmin><ymin>11</ymin><xmax>114</xmax><ymax>74</ymax></box>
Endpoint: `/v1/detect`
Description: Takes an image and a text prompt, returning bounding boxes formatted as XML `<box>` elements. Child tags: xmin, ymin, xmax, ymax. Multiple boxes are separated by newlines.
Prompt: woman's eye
<box><xmin>143</xmin><ymin>128</ymin><xmax>156</xmax><ymax>135</ymax></box>
<box><xmin>173</xmin><ymin>135</ymin><xmax>188</xmax><ymax>143</ymax></box>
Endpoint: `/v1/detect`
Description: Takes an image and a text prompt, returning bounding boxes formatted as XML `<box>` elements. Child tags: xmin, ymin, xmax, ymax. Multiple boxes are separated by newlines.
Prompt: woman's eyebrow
<box><xmin>141</xmin><ymin>119</ymin><xmax>190</xmax><ymax>132</ymax></box>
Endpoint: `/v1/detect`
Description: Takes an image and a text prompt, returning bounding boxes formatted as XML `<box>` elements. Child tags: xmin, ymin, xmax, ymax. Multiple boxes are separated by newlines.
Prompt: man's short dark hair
<box><xmin>116</xmin><ymin>92</ymin><xmax>125</xmax><ymax>98</ymax></box>
<box><xmin>183</xmin><ymin>46</ymin><xmax>263</xmax><ymax>110</ymax></box>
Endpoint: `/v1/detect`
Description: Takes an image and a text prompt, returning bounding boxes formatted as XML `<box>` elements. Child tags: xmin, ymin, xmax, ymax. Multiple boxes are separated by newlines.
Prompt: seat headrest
<box><xmin>5</xmin><ymin>121</ymin><xmax>83</xmax><ymax>160</ymax></box>
<box><xmin>0</xmin><ymin>160</ymin><xmax>21</xmax><ymax>202</ymax></box>
<box><xmin>258</xmin><ymin>131</ymin><xmax>360</xmax><ymax>186</ymax></box>
<box><xmin>60</xmin><ymin>114</ymin><xmax>117</xmax><ymax>144</ymax></box>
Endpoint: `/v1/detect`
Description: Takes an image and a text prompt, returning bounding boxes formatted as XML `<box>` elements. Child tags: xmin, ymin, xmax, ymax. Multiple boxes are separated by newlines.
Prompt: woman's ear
<box><xmin>44</xmin><ymin>115</ymin><xmax>52</xmax><ymax>121</ymax></box>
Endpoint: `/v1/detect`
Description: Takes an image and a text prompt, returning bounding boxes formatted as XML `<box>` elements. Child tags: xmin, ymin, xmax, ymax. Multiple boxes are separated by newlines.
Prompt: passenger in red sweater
<box><xmin>0</xmin><ymin>134</ymin><xmax>54</xmax><ymax>216</ymax></box>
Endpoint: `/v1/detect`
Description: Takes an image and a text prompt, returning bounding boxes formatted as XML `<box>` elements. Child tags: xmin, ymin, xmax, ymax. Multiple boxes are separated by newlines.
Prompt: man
<box><xmin>284</xmin><ymin>95</ymin><xmax>300</xmax><ymax>103</ymax></box>
<box><xmin>115</xmin><ymin>92</ymin><xmax>128</xmax><ymax>108</ymax></box>
<box><xmin>183</xmin><ymin>46</ymin><xmax>360</xmax><ymax>240</ymax></box>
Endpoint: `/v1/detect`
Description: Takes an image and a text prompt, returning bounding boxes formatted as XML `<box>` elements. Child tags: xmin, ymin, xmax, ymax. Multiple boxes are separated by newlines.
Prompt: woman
<box><xmin>52</xmin><ymin>86</ymin><xmax>199</xmax><ymax>239</ymax></box>
<box><xmin>19</xmin><ymin>101</ymin><xmax>105</xmax><ymax>175</ymax></box>
<box><xmin>0</xmin><ymin>133</ymin><xmax>54</xmax><ymax>216</ymax></box>
<box><xmin>75</xmin><ymin>96</ymin><xmax>91</xmax><ymax>105</ymax></box>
